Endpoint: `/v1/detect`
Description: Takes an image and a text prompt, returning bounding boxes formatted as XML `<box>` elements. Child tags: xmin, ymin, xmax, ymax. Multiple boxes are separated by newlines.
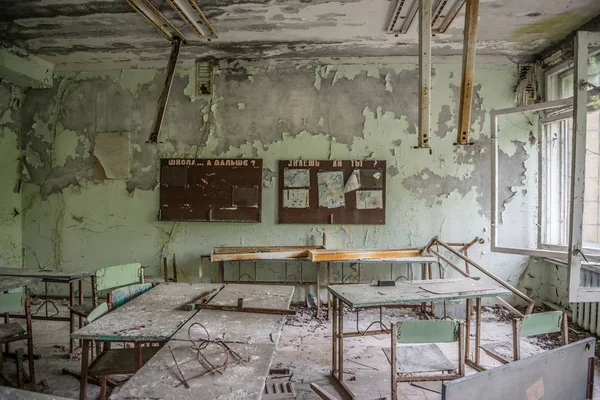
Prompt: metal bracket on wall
<box><xmin>147</xmin><ymin>37</ymin><xmax>182</xmax><ymax>144</ymax></box>
<box><xmin>414</xmin><ymin>0</ymin><xmax>433</xmax><ymax>153</ymax></box>
<box><xmin>455</xmin><ymin>0</ymin><xmax>479</xmax><ymax>146</ymax></box>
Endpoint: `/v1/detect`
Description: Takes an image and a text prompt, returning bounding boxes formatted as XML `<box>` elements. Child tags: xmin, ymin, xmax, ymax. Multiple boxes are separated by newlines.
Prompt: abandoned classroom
<box><xmin>1</xmin><ymin>0</ymin><xmax>600</xmax><ymax>399</ymax></box>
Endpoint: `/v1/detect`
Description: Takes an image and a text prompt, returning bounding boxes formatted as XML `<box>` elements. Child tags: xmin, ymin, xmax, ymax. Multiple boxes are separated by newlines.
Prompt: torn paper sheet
<box><xmin>356</xmin><ymin>190</ymin><xmax>383</xmax><ymax>209</ymax></box>
<box><xmin>283</xmin><ymin>168</ymin><xmax>310</xmax><ymax>187</ymax></box>
<box><xmin>318</xmin><ymin>171</ymin><xmax>345</xmax><ymax>208</ymax></box>
<box><xmin>344</xmin><ymin>169</ymin><xmax>361</xmax><ymax>193</ymax></box>
<box><xmin>283</xmin><ymin>189</ymin><xmax>310</xmax><ymax>208</ymax></box>
<box><xmin>94</xmin><ymin>132</ymin><xmax>131</xmax><ymax>179</ymax></box>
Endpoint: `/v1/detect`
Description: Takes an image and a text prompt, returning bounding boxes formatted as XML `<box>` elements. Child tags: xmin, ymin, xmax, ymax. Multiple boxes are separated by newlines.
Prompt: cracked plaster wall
<box><xmin>16</xmin><ymin>57</ymin><xmax>539</xmax><ymax>302</ymax></box>
<box><xmin>0</xmin><ymin>81</ymin><xmax>23</xmax><ymax>268</ymax></box>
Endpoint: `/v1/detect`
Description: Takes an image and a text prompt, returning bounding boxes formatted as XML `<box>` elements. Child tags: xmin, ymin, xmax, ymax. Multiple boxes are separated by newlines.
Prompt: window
<box><xmin>541</xmin><ymin>53</ymin><xmax>600</xmax><ymax>250</ymax></box>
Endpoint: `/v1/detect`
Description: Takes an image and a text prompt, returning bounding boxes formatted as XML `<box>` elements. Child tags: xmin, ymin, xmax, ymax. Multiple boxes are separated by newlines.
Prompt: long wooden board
<box><xmin>211</xmin><ymin>246</ymin><xmax>324</xmax><ymax>262</ymax></box>
<box><xmin>308</xmin><ymin>248</ymin><xmax>422</xmax><ymax>262</ymax></box>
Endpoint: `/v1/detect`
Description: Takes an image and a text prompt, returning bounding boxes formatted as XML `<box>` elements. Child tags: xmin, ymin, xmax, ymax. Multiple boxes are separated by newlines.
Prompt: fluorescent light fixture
<box><xmin>167</xmin><ymin>0</ymin><xmax>217</xmax><ymax>40</ymax></box>
<box><xmin>387</xmin><ymin>0</ymin><xmax>465</xmax><ymax>35</ymax></box>
<box><xmin>124</xmin><ymin>0</ymin><xmax>186</xmax><ymax>42</ymax></box>
<box><xmin>387</xmin><ymin>0</ymin><xmax>419</xmax><ymax>35</ymax></box>
<box><xmin>432</xmin><ymin>0</ymin><xmax>466</xmax><ymax>34</ymax></box>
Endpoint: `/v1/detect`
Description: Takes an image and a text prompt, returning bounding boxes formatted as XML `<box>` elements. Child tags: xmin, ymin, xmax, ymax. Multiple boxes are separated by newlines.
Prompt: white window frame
<box><xmin>568</xmin><ymin>31</ymin><xmax>600</xmax><ymax>303</ymax></box>
<box><xmin>490</xmin><ymin>31</ymin><xmax>600</xmax><ymax>269</ymax></box>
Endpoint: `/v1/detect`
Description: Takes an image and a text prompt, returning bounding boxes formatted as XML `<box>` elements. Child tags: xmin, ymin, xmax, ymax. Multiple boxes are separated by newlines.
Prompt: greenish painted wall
<box><xmin>15</xmin><ymin>57</ymin><xmax>538</xmax><ymax>302</ymax></box>
<box><xmin>0</xmin><ymin>82</ymin><xmax>23</xmax><ymax>268</ymax></box>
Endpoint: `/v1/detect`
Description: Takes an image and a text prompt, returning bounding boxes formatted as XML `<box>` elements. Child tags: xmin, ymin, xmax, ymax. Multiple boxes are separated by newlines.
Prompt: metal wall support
<box><xmin>568</xmin><ymin>31</ymin><xmax>590</xmax><ymax>302</ymax></box>
<box><xmin>456</xmin><ymin>0</ymin><xmax>479</xmax><ymax>145</ymax></box>
<box><xmin>148</xmin><ymin>37</ymin><xmax>182</xmax><ymax>144</ymax></box>
<box><xmin>417</xmin><ymin>0</ymin><xmax>432</xmax><ymax>150</ymax></box>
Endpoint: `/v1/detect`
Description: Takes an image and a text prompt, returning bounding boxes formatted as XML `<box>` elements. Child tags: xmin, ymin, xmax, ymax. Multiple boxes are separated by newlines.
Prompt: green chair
<box><xmin>388</xmin><ymin>320</ymin><xmax>465</xmax><ymax>400</ymax></box>
<box><xmin>86</xmin><ymin>283</ymin><xmax>156</xmax><ymax>400</ymax></box>
<box><xmin>0</xmin><ymin>292</ymin><xmax>35</xmax><ymax>388</ymax></box>
<box><xmin>480</xmin><ymin>311</ymin><xmax>568</xmax><ymax>363</ymax></box>
<box><xmin>68</xmin><ymin>263</ymin><xmax>144</xmax><ymax>319</ymax></box>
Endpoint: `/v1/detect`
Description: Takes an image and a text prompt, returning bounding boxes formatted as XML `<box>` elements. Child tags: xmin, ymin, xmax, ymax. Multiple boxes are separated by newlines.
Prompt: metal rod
<box><xmin>148</xmin><ymin>37</ymin><xmax>182</xmax><ymax>144</ymax></box>
<box><xmin>456</xmin><ymin>0</ymin><xmax>480</xmax><ymax>145</ymax></box>
<box><xmin>429</xmin><ymin>238</ymin><xmax>535</xmax><ymax>313</ymax></box>
<box><xmin>417</xmin><ymin>0</ymin><xmax>432</xmax><ymax>149</ymax></box>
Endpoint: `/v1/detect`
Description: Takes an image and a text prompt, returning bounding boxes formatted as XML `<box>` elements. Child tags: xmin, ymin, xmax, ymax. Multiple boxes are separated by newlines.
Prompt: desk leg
<box><xmin>70</xmin><ymin>282</ymin><xmax>75</xmax><ymax>354</ymax></box>
<box><xmin>332</xmin><ymin>295</ymin><xmax>338</xmax><ymax>376</ymax></box>
<box><xmin>465</xmin><ymin>299</ymin><xmax>472</xmax><ymax>360</ymax></box>
<box><xmin>78</xmin><ymin>280</ymin><xmax>84</xmax><ymax>329</ymax></box>
<box><xmin>338</xmin><ymin>300</ymin><xmax>344</xmax><ymax>384</ymax></box>
<box><xmin>475</xmin><ymin>297</ymin><xmax>482</xmax><ymax>365</ymax></box>
<box><xmin>218</xmin><ymin>261</ymin><xmax>224</xmax><ymax>283</ymax></box>
<box><xmin>134</xmin><ymin>343</ymin><xmax>142</xmax><ymax>370</ymax></box>
<box><xmin>327</xmin><ymin>263</ymin><xmax>331</xmax><ymax>320</ymax></box>
<box><xmin>80</xmin><ymin>339</ymin><xmax>90</xmax><ymax>400</ymax></box>
<box><xmin>316</xmin><ymin>262</ymin><xmax>321</xmax><ymax>319</ymax></box>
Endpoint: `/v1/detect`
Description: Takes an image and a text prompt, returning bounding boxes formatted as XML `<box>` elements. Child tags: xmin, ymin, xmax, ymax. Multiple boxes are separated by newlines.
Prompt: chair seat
<box><xmin>88</xmin><ymin>347</ymin><xmax>161</xmax><ymax>376</ymax></box>
<box><xmin>68</xmin><ymin>302</ymin><xmax>102</xmax><ymax>317</ymax></box>
<box><xmin>479</xmin><ymin>340</ymin><xmax>540</xmax><ymax>362</ymax></box>
<box><xmin>0</xmin><ymin>323</ymin><xmax>25</xmax><ymax>339</ymax></box>
<box><xmin>383</xmin><ymin>344</ymin><xmax>456</xmax><ymax>374</ymax></box>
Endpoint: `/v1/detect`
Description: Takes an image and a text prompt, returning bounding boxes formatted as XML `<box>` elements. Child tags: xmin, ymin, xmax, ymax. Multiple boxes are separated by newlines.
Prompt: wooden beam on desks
<box><xmin>308</xmin><ymin>248</ymin><xmax>422</xmax><ymax>262</ymax></box>
<box><xmin>147</xmin><ymin>37</ymin><xmax>181</xmax><ymax>144</ymax></box>
<box><xmin>456</xmin><ymin>0</ymin><xmax>480</xmax><ymax>146</ymax></box>
<box><xmin>310</xmin><ymin>383</ymin><xmax>340</xmax><ymax>400</ymax></box>
<box><xmin>196</xmin><ymin>298</ymin><xmax>296</xmax><ymax>315</ymax></box>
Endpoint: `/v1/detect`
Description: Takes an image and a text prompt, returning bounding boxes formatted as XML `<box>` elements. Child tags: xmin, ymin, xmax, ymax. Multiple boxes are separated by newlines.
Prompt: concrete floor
<box><xmin>1</xmin><ymin>300</ymin><xmax>599</xmax><ymax>399</ymax></box>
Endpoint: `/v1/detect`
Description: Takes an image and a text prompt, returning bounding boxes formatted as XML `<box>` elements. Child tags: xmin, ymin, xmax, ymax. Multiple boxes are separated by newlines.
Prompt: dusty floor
<box><xmin>2</xmin><ymin>300</ymin><xmax>600</xmax><ymax>399</ymax></box>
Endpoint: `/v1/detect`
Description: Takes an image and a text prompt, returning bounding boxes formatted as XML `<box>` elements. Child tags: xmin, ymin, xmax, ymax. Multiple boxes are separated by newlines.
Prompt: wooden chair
<box><xmin>69</xmin><ymin>263</ymin><xmax>144</xmax><ymax>320</ymax></box>
<box><xmin>86</xmin><ymin>283</ymin><xmax>156</xmax><ymax>400</ymax></box>
<box><xmin>388</xmin><ymin>320</ymin><xmax>465</xmax><ymax>400</ymax></box>
<box><xmin>0</xmin><ymin>292</ymin><xmax>35</xmax><ymax>388</ymax></box>
<box><xmin>480</xmin><ymin>311</ymin><xmax>568</xmax><ymax>363</ymax></box>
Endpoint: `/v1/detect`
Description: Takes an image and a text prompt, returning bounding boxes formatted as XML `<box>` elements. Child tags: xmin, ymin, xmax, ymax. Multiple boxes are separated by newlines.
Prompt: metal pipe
<box><xmin>430</xmin><ymin>239</ymin><xmax>535</xmax><ymax>314</ymax></box>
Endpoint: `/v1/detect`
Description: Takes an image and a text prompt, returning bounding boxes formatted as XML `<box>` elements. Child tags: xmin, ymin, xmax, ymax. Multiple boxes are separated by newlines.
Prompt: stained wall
<box><xmin>15</xmin><ymin>57</ymin><xmax>537</xmax><ymax>301</ymax></box>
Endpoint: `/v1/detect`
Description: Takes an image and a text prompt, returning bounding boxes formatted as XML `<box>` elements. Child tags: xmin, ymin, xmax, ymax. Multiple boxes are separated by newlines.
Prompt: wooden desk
<box><xmin>0</xmin><ymin>268</ymin><xmax>98</xmax><ymax>352</ymax></box>
<box><xmin>0</xmin><ymin>276</ymin><xmax>42</xmax><ymax>292</ymax></box>
<box><xmin>71</xmin><ymin>283</ymin><xmax>222</xmax><ymax>400</ymax></box>
<box><xmin>111</xmin><ymin>285</ymin><xmax>294</xmax><ymax>400</ymax></box>
<box><xmin>328</xmin><ymin>279</ymin><xmax>511</xmax><ymax>399</ymax></box>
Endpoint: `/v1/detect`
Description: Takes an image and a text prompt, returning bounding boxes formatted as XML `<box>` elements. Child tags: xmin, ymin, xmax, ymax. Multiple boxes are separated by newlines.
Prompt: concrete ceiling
<box><xmin>1</xmin><ymin>0</ymin><xmax>600</xmax><ymax>70</ymax></box>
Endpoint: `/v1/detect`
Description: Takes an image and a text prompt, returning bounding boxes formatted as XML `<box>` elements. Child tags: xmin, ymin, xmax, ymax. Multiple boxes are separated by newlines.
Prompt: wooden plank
<box><xmin>309</xmin><ymin>248</ymin><xmax>422</xmax><ymax>262</ymax></box>
<box><xmin>110</xmin><ymin>342</ymin><xmax>277</xmax><ymax>400</ymax></box>
<box><xmin>456</xmin><ymin>0</ymin><xmax>480</xmax><ymax>145</ymax></box>
<box><xmin>0</xmin><ymin>292</ymin><xmax>25</xmax><ymax>314</ymax></box>
<box><xmin>519</xmin><ymin>311</ymin><xmax>563</xmax><ymax>337</ymax></box>
<box><xmin>310</xmin><ymin>383</ymin><xmax>339</xmax><ymax>400</ymax></box>
<box><xmin>418</xmin><ymin>0</ymin><xmax>432</xmax><ymax>149</ymax></box>
<box><xmin>171</xmin><ymin>309</ymin><xmax>286</xmax><ymax>345</ymax></box>
<box><xmin>442</xmin><ymin>338</ymin><xmax>596</xmax><ymax>400</ymax></box>
<box><xmin>383</xmin><ymin>344</ymin><xmax>455</xmax><ymax>373</ymax></box>
<box><xmin>71</xmin><ymin>283</ymin><xmax>223</xmax><ymax>341</ymax></box>
<box><xmin>328</xmin><ymin>279</ymin><xmax>510</xmax><ymax>308</ymax></box>
<box><xmin>0</xmin><ymin>268</ymin><xmax>93</xmax><ymax>280</ymax></box>
<box><xmin>96</xmin><ymin>263</ymin><xmax>142</xmax><ymax>291</ymax></box>
<box><xmin>0</xmin><ymin>387</ymin><xmax>72</xmax><ymax>399</ymax></box>
<box><xmin>0</xmin><ymin>276</ymin><xmax>41</xmax><ymax>292</ymax></box>
<box><xmin>211</xmin><ymin>246</ymin><xmax>323</xmax><ymax>262</ymax></box>
<box><xmin>397</xmin><ymin>321</ymin><xmax>460</xmax><ymax>343</ymax></box>
<box><xmin>209</xmin><ymin>284</ymin><xmax>294</xmax><ymax>310</ymax></box>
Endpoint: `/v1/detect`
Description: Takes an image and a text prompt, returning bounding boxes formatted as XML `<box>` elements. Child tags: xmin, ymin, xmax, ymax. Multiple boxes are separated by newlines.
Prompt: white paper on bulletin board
<box><xmin>318</xmin><ymin>171</ymin><xmax>345</xmax><ymax>208</ymax></box>
<box><xmin>283</xmin><ymin>189</ymin><xmax>310</xmax><ymax>208</ymax></box>
<box><xmin>356</xmin><ymin>190</ymin><xmax>383</xmax><ymax>209</ymax></box>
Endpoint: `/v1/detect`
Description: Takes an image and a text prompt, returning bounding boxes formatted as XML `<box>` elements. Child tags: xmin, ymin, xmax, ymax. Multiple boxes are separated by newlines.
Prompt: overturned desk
<box><xmin>110</xmin><ymin>284</ymin><xmax>295</xmax><ymax>400</ymax></box>
<box><xmin>0</xmin><ymin>268</ymin><xmax>98</xmax><ymax>353</ymax></box>
<box><xmin>328</xmin><ymin>279</ymin><xmax>511</xmax><ymax>399</ymax></box>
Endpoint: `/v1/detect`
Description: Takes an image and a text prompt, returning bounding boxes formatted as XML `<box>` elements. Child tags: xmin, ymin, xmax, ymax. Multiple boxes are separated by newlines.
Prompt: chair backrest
<box><xmin>397</xmin><ymin>320</ymin><xmax>460</xmax><ymax>344</ymax></box>
<box><xmin>518</xmin><ymin>311</ymin><xmax>563</xmax><ymax>337</ymax></box>
<box><xmin>96</xmin><ymin>263</ymin><xmax>142</xmax><ymax>292</ymax></box>
<box><xmin>86</xmin><ymin>302</ymin><xmax>109</xmax><ymax>323</ymax></box>
<box><xmin>109</xmin><ymin>283</ymin><xmax>153</xmax><ymax>310</ymax></box>
<box><xmin>0</xmin><ymin>292</ymin><xmax>25</xmax><ymax>314</ymax></box>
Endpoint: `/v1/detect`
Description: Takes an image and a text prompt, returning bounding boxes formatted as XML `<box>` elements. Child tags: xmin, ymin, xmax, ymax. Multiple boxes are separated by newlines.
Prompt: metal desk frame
<box><xmin>0</xmin><ymin>269</ymin><xmax>98</xmax><ymax>353</ymax></box>
<box><xmin>329</xmin><ymin>281</ymin><xmax>510</xmax><ymax>399</ymax></box>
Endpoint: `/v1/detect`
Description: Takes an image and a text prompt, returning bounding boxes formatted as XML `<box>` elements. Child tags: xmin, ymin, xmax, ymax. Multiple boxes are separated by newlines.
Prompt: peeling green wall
<box><xmin>0</xmin><ymin>81</ymin><xmax>23</xmax><ymax>267</ymax></box>
<box><xmin>17</xmin><ymin>57</ymin><xmax>537</xmax><ymax>301</ymax></box>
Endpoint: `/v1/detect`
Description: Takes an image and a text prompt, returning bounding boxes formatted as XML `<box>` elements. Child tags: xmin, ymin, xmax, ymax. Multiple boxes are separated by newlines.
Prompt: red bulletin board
<box><xmin>159</xmin><ymin>158</ymin><xmax>262</xmax><ymax>222</ymax></box>
<box><xmin>278</xmin><ymin>159</ymin><xmax>386</xmax><ymax>224</ymax></box>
